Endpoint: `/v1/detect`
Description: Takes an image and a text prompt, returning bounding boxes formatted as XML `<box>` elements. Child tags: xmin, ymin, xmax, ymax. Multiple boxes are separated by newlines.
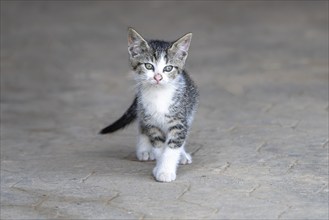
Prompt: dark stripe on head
<box><xmin>153</xmin><ymin>50</ymin><xmax>157</xmax><ymax>61</ymax></box>
<box><xmin>147</xmin><ymin>40</ymin><xmax>171</xmax><ymax>62</ymax></box>
<box><xmin>164</xmin><ymin>54</ymin><xmax>168</xmax><ymax>63</ymax></box>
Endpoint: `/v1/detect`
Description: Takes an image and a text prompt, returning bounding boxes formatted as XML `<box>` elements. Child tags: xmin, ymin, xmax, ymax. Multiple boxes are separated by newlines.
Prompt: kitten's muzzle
<box><xmin>154</xmin><ymin>74</ymin><xmax>163</xmax><ymax>83</ymax></box>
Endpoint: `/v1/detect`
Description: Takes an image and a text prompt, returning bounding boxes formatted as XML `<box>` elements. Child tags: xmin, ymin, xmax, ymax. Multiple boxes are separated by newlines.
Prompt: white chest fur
<box><xmin>140</xmin><ymin>85</ymin><xmax>176</xmax><ymax>125</ymax></box>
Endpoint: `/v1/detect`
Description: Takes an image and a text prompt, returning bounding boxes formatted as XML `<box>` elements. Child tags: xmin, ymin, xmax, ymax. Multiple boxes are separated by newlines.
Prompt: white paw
<box><xmin>179</xmin><ymin>152</ymin><xmax>192</xmax><ymax>165</ymax></box>
<box><xmin>153</xmin><ymin>166</ymin><xmax>176</xmax><ymax>182</ymax></box>
<box><xmin>136</xmin><ymin>151</ymin><xmax>155</xmax><ymax>161</ymax></box>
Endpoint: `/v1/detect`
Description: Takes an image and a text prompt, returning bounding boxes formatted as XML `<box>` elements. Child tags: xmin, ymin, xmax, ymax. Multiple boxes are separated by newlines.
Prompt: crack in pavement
<box><xmin>277</xmin><ymin>205</ymin><xmax>293</xmax><ymax>219</ymax></box>
<box><xmin>246</xmin><ymin>184</ymin><xmax>261</xmax><ymax>197</ymax></box>
<box><xmin>80</xmin><ymin>171</ymin><xmax>96</xmax><ymax>183</ymax></box>
<box><xmin>256</xmin><ymin>141</ymin><xmax>268</xmax><ymax>153</ymax></box>
<box><xmin>175</xmin><ymin>183</ymin><xmax>192</xmax><ymax>200</ymax></box>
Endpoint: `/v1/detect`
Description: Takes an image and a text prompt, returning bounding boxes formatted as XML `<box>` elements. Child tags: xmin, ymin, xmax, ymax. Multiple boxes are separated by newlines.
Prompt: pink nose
<box><xmin>154</xmin><ymin>74</ymin><xmax>163</xmax><ymax>83</ymax></box>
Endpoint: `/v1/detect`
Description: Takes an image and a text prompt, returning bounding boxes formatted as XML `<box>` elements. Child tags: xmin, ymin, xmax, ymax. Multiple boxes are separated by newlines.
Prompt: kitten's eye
<box><xmin>144</xmin><ymin>63</ymin><xmax>154</xmax><ymax>70</ymax></box>
<box><xmin>163</xmin><ymin>65</ymin><xmax>173</xmax><ymax>72</ymax></box>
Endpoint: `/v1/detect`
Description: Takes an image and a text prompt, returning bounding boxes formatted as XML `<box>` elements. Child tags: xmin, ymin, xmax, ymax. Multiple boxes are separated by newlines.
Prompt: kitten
<box><xmin>100</xmin><ymin>28</ymin><xmax>199</xmax><ymax>182</ymax></box>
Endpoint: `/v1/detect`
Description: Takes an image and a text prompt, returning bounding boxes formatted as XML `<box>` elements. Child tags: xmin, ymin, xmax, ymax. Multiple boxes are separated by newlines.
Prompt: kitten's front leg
<box><xmin>153</xmin><ymin>147</ymin><xmax>181</xmax><ymax>182</ymax></box>
<box><xmin>153</xmin><ymin>123</ymin><xmax>188</xmax><ymax>182</ymax></box>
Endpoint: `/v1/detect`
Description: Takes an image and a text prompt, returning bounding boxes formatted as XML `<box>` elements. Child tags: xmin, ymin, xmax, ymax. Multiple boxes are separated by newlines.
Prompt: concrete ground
<box><xmin>1</xmin><ymin>1</ymin><xmax>328</xmax><ymax>219</ymax></box>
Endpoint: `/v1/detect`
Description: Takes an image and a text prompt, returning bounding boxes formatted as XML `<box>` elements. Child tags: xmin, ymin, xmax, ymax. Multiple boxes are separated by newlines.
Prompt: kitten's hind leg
<box><xmin>136</xmin><ymin>134</ymin><xmax>155</xmax><ymax>161</ymax></box>
<box><xmin>180</xmin><ymin>150</ymin><xmax>192</xmax><ymax>165</ymax></box>
<box><xmin>179</xmin><ymin>143</ymin><xmax>192</xmax><ymax>165</ymax></box>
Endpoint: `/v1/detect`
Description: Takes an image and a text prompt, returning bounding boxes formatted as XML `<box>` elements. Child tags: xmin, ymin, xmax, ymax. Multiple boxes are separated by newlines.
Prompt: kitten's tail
<box><xmin>99</xmin><ymin>97</ymin><xmax>137</xmax><ymax>134</ymax></box>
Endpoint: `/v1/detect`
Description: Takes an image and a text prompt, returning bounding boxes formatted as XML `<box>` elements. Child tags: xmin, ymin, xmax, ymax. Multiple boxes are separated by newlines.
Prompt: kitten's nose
<box><xmin>154</xmin><ymin>74</ymin><xmax>163</xmax><ymax>83</ymax></box>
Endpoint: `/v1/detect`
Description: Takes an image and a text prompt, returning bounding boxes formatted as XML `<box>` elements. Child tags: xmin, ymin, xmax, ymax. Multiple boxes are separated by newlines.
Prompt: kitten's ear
<box><xmin>169</xmin><ymin>33</ymin><xmax>192</xmax><ymax>62</ymax></box>
<box><xmin>128</xmin><ymin>28</ymin><xmax>150</xmax><ymax>58</ymax></box>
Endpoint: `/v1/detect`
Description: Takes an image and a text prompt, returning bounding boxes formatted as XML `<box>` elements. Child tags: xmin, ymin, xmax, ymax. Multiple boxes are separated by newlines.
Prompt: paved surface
<box><xmin>1</xmin><ymin>1</ymin><xmax>328</xmax><ymax>219</ymax></box>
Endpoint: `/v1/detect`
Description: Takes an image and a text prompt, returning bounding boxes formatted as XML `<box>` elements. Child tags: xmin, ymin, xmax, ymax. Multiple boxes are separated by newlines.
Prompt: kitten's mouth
<box><xmin>149</xmin><ymin>80</ymin><xmax>164</xmax><ymax>86</ymax></box>
<box><xmin>151</xmin><ymin>81</ymin><xmax>161</xmax><ymax>86</ymax></box>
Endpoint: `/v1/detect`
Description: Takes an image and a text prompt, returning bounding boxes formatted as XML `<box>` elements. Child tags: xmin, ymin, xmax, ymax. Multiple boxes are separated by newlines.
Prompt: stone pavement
<box><xmin>1</xmin><ymin>1</ymin><xmax>328</xmax><ymax>219</ymax></box>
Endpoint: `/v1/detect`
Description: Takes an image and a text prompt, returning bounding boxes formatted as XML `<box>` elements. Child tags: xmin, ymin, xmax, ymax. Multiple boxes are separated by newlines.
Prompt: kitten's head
<box><xmin>127</xmin><ymin>28</ymin><xmax>192</xmax><ymax>86</ymax></box>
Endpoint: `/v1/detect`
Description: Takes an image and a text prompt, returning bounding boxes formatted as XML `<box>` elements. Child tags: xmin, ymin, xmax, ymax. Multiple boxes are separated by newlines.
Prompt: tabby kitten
<box><xmin>100</xmin><ymin>28</ymin><xmax>199</xmax><ymax>182</ymax></box>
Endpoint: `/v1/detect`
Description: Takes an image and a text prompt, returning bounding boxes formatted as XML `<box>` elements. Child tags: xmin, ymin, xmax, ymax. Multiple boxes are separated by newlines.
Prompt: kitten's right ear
<box><xmin>128</xmin><ymin>28</ymin><xmax>149</xmax><ymax>58</ymax></box>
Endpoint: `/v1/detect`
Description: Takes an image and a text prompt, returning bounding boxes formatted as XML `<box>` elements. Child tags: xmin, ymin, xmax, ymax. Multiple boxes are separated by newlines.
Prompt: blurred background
<box><xmin>2</xmin><ymin>1</ymin><xmax>327</xmax><ymax>132</ymax></box>
<box><xmin>1</xmin><ymin>1</ymin><xmax>328</xmax><ymax>219</ymax></box>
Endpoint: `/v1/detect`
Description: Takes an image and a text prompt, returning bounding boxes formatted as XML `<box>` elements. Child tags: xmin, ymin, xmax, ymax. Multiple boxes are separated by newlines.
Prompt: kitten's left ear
<box><xmin>169</xmin><ymin>33</ymin><xmax>192</xmax><ymax>62</ymax></box>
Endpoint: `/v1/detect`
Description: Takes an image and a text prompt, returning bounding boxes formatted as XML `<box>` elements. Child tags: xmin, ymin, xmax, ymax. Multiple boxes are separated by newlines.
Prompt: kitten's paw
<box><xmin>153</xmin><ymin>167</ymin><xmax>176</xmax><ymax>182</ymax></box>
<box><xmin>179</xmin><ymin>152</ymin><xmax>192</xmax><ymax>165</ymax></box>
<box><xmin>137</xmin><ymin>151</ymin><xmax>155</xmax><ymax>161</ymax></box>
